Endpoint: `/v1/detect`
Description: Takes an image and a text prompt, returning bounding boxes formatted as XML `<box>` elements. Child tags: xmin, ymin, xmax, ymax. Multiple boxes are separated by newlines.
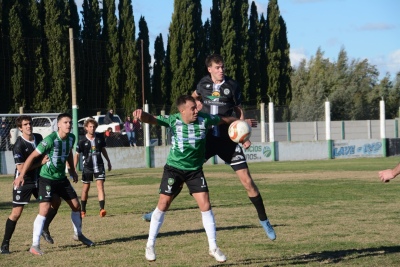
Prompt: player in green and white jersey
<box><xmin>134</xmin><ymin>95</ymin><xmax>254</xmax><ymax>263</ymax></box>
<box><xmin>14</xmin><ymin>113</ymin><xmax>94</xmax><ymax>255</ymax></box>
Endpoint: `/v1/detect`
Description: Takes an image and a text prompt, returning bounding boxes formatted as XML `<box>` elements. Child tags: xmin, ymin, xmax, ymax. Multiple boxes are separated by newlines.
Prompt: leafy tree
<box><xmin>220</xmin><ymin>0</ymin><xmax>238</xmax><ymax>79</ymax></box>
<box><xmin>118</xmin><ymin>0</ymin><xmax>139</xmax><ymax>114</ymax></box>
<box><xmin>136</xmin><ymin>16</ymin><xmax>152</xmax><ymax>108</ymax></box>
<box><xmin>161</xmin><ymin>36</ymin><xmax>173</xmax><ymax>113</ymax></box>
<box><xmin>80</xmin><ymin>0</ymin><xmax>103</xmax><ymax>114</ymax></box>
<box><xmin>43</xmin><ymin>0</ymin><xmax>69</xmax><ymax>112</ymax></box>
<box><xmin>169</xmin><ymin>0</ymin><xmax>203</xmax><ymax>111</ymax></box>
<box><xmin>258</xmin><ymin>14</ymin><xmax>267</xmax><ymax>104</ymax></box>
<box><xmin>9</xmin><ymin>2</ymin><xmax>27</xmax><ymax>112</ymax></box>
<box><xmin>266</xmin><ymin>0</ymin><xmax>291</xmax><ymax>110</ymax></box>
<box><xmin>236</xmin><ymin>0</ymin><xmax>250</xmax><ymax>102</ymax></box>
<box><xmin>152</xmin><ymin>34</ymin><xmax>166</xmax><ymax>112</ymax></box>
<box><xmin>248</xmin><ymin>2</ymin><xmax>260</xmax><ymax>105</ymax></box>
<box><xmin>29</xmin><ymin>0</ymin><xmax>50</xmax><ymax>112</ymax></box>
<box><xmin>209</xmin><ymin>0</ymin><xmax>222</xmax><ymax>55</ymax></box>
<box><xmin>102</xmin><ymin>0</ymin><xmax>120</xmax><ymax>111</ymax></box>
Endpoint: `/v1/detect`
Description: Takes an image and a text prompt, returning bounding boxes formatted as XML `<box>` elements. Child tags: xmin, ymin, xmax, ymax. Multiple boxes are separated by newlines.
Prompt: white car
<box><xmin>10</xmin><ymin>116</ymin><xmax>57</xmax><ymax>145</ymax></box>
<box><xmin>78</xmin><ymin>114</ymin><xmax>124</xmax><ymax>135</ymax></box>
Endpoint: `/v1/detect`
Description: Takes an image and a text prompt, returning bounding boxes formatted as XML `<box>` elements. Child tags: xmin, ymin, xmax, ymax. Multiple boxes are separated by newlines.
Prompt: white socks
<box><xmin>146</xmin><ymin>207</ymin><xmax>165</xmax><ymax>248</ymax></box>
<box><xmin>202</xmin><ymin>209</ymin><xmax>217</xmax><ymax>250</ymax></box>
<box><xmin>32</xmin><ymin>215</ymin><xmax>46</xmax><ymax>246</ymax></box>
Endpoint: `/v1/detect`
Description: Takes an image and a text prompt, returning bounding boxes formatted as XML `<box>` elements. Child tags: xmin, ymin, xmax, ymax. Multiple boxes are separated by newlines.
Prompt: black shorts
<box><xmin>159</xmin><ymin>165</ymin><xmax>208</xmax><ymax>196</ymax></box>
<box><xmin>205</xmin><ymin>132</ymin><xmax>248</xmax><ymax>171</ymax></box>
<box><xmin>12</xmin><ymin>182</ymin><xmax>38</xmax><ymax>206</ymax></box>
<box><xmin>81</xmin><ymin>166</ymin><xmax>106</xmax><ymax>184</ymax></box>
<box><xmin>38</xmin><ymin>177</ymin><xmax>78</xmax><ymax>202</ymax></box>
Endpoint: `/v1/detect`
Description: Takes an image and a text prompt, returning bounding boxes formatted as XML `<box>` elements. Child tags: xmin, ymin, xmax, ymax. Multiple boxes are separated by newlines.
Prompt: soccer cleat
<box><xmin>99</xmin><ymin>209</ymin><xmax>107</xmax><ymax>217</ymax></box>
<box><xmin>260</xmin><ymin>219</ymin><xmax>276</xmax><ymax>241</ymax></box>
<box><xmin>1</xmin><ymin>244</ymin><xmax>10</xmax><ymax>254</ymax></box>
<box><xmin>209</xmin><ymin>247</ymin><xmax>227</xmax><ymax>263</ymax></box>
<box><xmin>145</xmin><ymin>246</ymin><xmax>156</xmax><ymax>261</ymax></box>
<box><xmin>142</xmin><ymin>211</ymin><xmax>153</xmax><ymax>222</ymax></box>
<box><xmin>74</xmin><ymin>234</ymin><xmax>95</xmax><ymax>247</ymax></box>
<box><xmin>81</xmin><ymin>211</ymin><xmax>86</xmax><ymax>218</ymax></box>
<box><xmin>29</xmin><ymin>245</ymin><xmax>44</xmax><ymax>256</ymax></box>
<box><xmin>41</xmin><ymin>229</ymin><xmax>54</xmax><ymax>244</ymax></box>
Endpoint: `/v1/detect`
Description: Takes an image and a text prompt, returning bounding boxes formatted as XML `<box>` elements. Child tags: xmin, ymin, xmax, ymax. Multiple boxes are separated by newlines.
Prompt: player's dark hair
<box><xmin>57</xmin><ymin>113</ymin><xmax>72</xmax><ymax>122</ymax></box>
<box><xmin>16</xmin><ymin>115</ymin><xmax>32</xmax><ymax>128</ymax></box>
<box><xmin>84</xmin><ymin>117</ymin><xmax>98</xmax><ymax>128</ymax></box>
<box><xmin>205</xmin><ymin>54</ymin><xmax>224</xmax><ymax>67</ymax></box>
<box><xmin>176</xmin><ymin>95</ymin><xmax>196</xmax><ymax>109</ymax></box>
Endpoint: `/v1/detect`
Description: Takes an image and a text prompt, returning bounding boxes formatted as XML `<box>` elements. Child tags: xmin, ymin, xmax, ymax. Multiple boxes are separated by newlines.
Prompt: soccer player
<box><xmin>0</xmin><ymin>115</ymin><xmax>60</xmax><ymax>254</ymax></box>
<box><xmin>142</xmin><ymin>54</ymin><xmax>276</xmax><ymax>241</ymax></box>
<box><xmin>74</xmin><ymin>118</ymin><xmax>112</xmax><ymax>218</ymax></box>
<box><xmin>135</xmin><ymin>95</ymin><xmax>253</xmax><ymax>263</ymax></box>
<box><xmin>13</xmin><ymin>113</ymin><xmax>94</xmax><ymax>256</ymax></box>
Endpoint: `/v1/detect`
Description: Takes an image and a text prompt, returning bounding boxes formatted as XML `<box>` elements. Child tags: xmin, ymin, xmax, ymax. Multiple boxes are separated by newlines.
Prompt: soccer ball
<box><xmin>228</xmin><ymin>120</ymin><xmax>252</xmax><ymax>143</ymax></box>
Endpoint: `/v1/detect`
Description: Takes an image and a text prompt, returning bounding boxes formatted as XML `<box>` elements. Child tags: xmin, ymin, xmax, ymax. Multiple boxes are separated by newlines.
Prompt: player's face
<box><xmin>181</xmin><ymin>100</ymin><xmax>198</xmax><ymax>123</ymax></box>
<box><xmin>19</xmin><ymin>120</ymin><xmax>33</xmax><ymax>136</ymax></box>
<box><xmin>85</xmin><ymin>122</ymin><xmax>97</xmax><ymax>135</ymax></box>
<box><xmin>58</xmin><ymin>117</ymin><xmax>72</xmax><ymax>134</ymax></box>
<box><xmin>208</xmin><ymin>61</ymin><xmax>225</xmax><ymax>83</ymax></box>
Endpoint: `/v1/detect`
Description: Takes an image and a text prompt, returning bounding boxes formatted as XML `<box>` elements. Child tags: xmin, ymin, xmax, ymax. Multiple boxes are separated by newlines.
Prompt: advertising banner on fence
<box><xmin>242</xmin><ymin>144</ymin><xmax>273</xmax><ymax>162</ymax></box>
<box><xmin>333</xmin><ymin>139</ymin><xmax>383</xmax><ymax>158</ymax></box>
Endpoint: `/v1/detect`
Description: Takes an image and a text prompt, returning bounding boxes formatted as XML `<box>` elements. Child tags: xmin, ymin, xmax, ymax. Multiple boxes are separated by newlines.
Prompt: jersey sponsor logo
<box><xmin>223</xmin><ymin>89</ymin><xmax>230</xmax><ymax>95</ymax></box>
<box><xmin>212</xmin><ymin>91</ymin><xmax>220</xmax><ymax>97</ymax></box>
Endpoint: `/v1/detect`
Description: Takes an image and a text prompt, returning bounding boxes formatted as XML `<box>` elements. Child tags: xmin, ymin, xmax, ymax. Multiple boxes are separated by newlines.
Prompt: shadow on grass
<box><xmin>87</xmin><ymin>225</ymin><xmax>255</xmax><ymax>246</ymax></box>
<box><xmin>220</xmin><ymin>245</ymin><xmax>400</xmax><ymax>266</ymax></box>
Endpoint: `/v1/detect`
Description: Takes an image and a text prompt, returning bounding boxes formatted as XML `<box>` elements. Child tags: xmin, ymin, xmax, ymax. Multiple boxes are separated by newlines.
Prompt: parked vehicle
<box><xmin>78</xmin><ymin>114</ymin><xmax>124</xmax><ymax>135</ymax></box>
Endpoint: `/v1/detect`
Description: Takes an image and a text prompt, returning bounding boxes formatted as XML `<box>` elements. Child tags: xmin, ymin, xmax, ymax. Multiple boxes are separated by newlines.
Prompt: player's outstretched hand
<box><xmin>245</xmin><ymin>119</ymin><xmax>258</xmax><ymax>128</ymax></box>
<box><xmin>242</xmin><ymin>139</ymin><xmax>252</xmax><ymax>149</ymax></box>
<box><xmin>379</xmin><ymin>169</ymin><xmax>394</xmax><ymax>183</ymax></box>
<box><xmin>13</xmin><ymin>175</ymin><xmax>25</xmax><ymax>189</ymax></box>
<box><xmin>132</xmin><ymin>109</ymin><xmax>143</xmax><ymax>120</ymax></box>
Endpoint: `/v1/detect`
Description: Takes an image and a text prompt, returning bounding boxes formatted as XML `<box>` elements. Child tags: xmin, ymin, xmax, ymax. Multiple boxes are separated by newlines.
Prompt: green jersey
<box><xmin>36</xmin><ymin>131</ymin><xmax>76</xmax><ymax>180</ymax></box>
<box><xmin>156</xmin><ymin>112</ymin><xmax>221</xmax><ymax>170</ymax></box>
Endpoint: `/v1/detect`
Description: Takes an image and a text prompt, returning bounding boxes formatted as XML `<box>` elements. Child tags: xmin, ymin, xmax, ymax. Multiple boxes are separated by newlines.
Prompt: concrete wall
<box><xmin>0</xmin><ymin>138</ymin><xmax>386</xmax><ymax>175</ymax></box>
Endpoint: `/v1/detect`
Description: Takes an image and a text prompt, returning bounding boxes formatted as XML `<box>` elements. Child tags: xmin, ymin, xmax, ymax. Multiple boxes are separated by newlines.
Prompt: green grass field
<box><xmin>1</xmin><ymin>157</ymin><xmax>400</xmax><ymax>266</ymax></box>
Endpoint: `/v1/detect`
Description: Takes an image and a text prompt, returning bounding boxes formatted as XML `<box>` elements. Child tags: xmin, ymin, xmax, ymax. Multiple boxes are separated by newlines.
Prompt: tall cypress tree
<box><xmin>118</xmin><ymin>0</ymin><xmax>139</xmax><ymax>113</ymax></box>
<box><xmin>236</xmin><ymin>0</ymin><xmax>250</xmax><ymax>102</ymax></box>
<box><xmin>1</xmin><ymin>1</ymin><xmax>12</xmax><ymax>112</ymax></box>
<box><xmin>266</xmin><ymin>0</ymin><xmax>291</xmax><ymax>112</ymax></box>
<box><xmin>169</xmin><ymin>0</ymin><xmax>202</xmax><ymax>111</ymax></box>
<box><xmin>9</xmin><ymin>1</ymin><xmax>27</xmax><ymax>112</ymax></box>
<box><xmin>136</xmin><ymin>16</ymin><xmax>152</xmax><ymax>108</ymax></box>
<box><xmin>102</xmin><ymin>0</ymin><xmax>120</xmax><ymax>111</ymax></box>
<box><xmin>152</xmin><ymin>34</ymin><xmax>166</xmax><ymax>112</ymax></box>
<box><xmin>258</xmin><ymin>13</ymin><xmax>268</xmax><ymax>103</ymax></box>
<box><xmin>29</xmin><ymin>0</ymin><xmax>49</xmax><ymax>112</ymax></box>
<box><xmin>80</xmin><ymin>0</ymin><xmax>102</xmax><ymax>114</ymax></box>
<box><xmin>162</xmin><ymin>36</ymin><xmax>172</xmax><ymax>113</ymax></box>
<box><xmin>43</xmin><ymin>0</ymin><xmax>69</xmax><ymax>112</ymax></box>
<box><xmin>248</xmin><ymin>2</ymin><xmax>261</xmax><ymax>105</ymax></box>
<box><xmin>220</xmin><ymin>0</ymin><xmax>238</xmax><ymax>79</ymax></box>
<box><xmin>209</xmin><ymin>0</ymin><xmax>222</xmax><ymax>55</ymax></box>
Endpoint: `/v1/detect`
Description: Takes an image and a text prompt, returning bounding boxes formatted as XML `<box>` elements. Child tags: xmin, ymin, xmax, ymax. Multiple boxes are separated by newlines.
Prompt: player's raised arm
<box><xmin>133</xmin><ymin>109</ymin><xmax>157</xmax><ymax>125</ymax></box>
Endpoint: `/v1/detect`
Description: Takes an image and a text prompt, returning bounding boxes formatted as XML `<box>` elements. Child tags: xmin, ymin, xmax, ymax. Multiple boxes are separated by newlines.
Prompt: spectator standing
<box><xmin>124</xmin><ymin>116</ymin><xmax>135</xmax><ymax>147</ymax></box>
<box><xmin>104</xmin><ymin>109</ymin><xmax>114</xmax><ymax>124</ymax></box>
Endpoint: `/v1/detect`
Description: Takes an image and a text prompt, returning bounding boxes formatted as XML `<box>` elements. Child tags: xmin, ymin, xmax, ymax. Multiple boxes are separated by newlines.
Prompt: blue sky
<box><xmin>77</xmin><ymin>0</ymin><xmax>400</xmax><ymax>79</ymax></box>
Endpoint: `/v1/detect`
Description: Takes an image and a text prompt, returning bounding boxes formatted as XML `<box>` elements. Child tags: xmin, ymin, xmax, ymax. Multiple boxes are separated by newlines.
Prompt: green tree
<box><xmin>169</xmin><ymin>0</ymin><xmax>203</xmax><ymax>111</ymax></box>
<box><xmin>220</xmin><ymin>0</ymin><xmax>238</xmax><ymax>79</ymax></box>
<box><xmin>43</xmin><ymin>0</ymin><xmax>69</xmax><ymax>112</ymax></box>
<box><xmin>80</xmin><ymin>0</ymin><xmax>103</xmax><ymax>114</ymax></box>
<box><xmin>161</xmin><ymin>36</ymin><xmax>173</xmax><ymax>113</ymax></box>
<box><xmin>258</xmin><ymin>14</ymin><xmax>268</xmax><ymax>104</ymax></box>
<box><xmin>29</xmin><ymin>0</ymin><xmax>50</xmax><ymax>112</ymax></box>
<box><xmin>102</xmin><ymin>0</ymin><xmax>120</xmax><ymax>111</ymax></box>
<box><xmin>136</xmin><ymin>16</ymin><xmax>152</xmax><ymax>108</ymax></box>
<box><xmin>209</xmin><ymin>0</ymin><xmax>222</xmax><ymax>55</ymax></box>
<box><xmin>118</xmin><ymin>0</ymin><xmax>139</xmax><ymax>114</ymax></box>
<box><xmin>0</xmin><ymin>1</ymin><xmax>12</xmax><ymax>112</ymax></box>
<box><xmin>152</xmin><ymin>34</ymin><xmax>166</xmax><ymax>112</ymax></box>
<box><xmin>248</xmin><ymin>2</ymin><xmax>260</xmax><ymax>105</ymax></box>
<box><xmin>236</xmin><ymin>0</ymin><xmax>250</xmax><ymax>102</ymax></box>
<box><xmin>266</xmin><ymin>0</ymin><xmax>291</xmax><ymax>111</ymax></box>
<box><xmin>9</xmin><ymin>2</ymin><xmax>27</xmax><ymax>112</ymax></box>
